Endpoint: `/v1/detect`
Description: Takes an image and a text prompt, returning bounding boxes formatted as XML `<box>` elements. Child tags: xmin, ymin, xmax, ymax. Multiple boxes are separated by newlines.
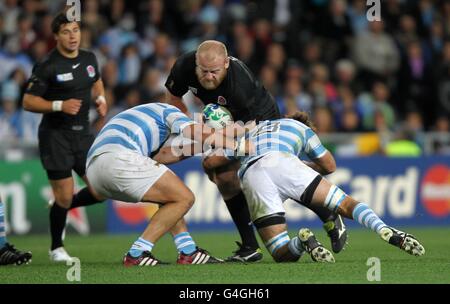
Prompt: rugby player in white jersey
<box><xmin>86</xmin><ymin>102</ymin><xmax>240</xmax><ymax>266</ymax></box>
<box><xmin>203</xmin><ymin>111</ymin><xmax>425</xmax><ymax>263</ymax></box>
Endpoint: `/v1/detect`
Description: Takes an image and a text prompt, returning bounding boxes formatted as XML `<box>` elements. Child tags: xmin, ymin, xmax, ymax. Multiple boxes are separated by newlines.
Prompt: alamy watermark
<box><xmin>366</xmin><ymin>0</ymin><xmax>381</xmax><ymax>22</ymax></box>
<box><xmin>66</xmin><ymin>0</ymin><xmax>81</xmax><ymax>22</ymax></box>
<box><xmin>366</xmin><ymin>257</ymin><xmax>381</xmax><ymax>281</ymax></box>
<box><xmin>66</xmin><ymin>257</ymin><xmax>81</xmax><ymax>282</ymax></box>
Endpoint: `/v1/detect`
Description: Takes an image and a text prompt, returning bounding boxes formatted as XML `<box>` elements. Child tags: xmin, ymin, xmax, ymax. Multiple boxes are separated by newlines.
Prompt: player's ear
<box><xmin>224</xmin><ymin>57</ymin><xmax>230</xmax><ymax>69</ymax></box>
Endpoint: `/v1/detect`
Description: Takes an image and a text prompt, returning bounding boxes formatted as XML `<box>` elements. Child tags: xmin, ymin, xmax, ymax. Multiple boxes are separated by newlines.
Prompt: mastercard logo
<box><xmin>421</xmin><ymin>165</ymin><xmax>450</xmax><ymax>218</ymax></box>
<box><xmin>113</xmin><ymin>201</ymin><xmax>159</xmax><ymax>225</ymax></box>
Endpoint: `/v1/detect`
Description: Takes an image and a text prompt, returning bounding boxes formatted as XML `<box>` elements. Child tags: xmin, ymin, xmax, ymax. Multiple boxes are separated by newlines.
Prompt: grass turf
<box><xmin>1</xmin><ymin>227</ymin><xmax>449</xmax><ymax>284</ymax></box>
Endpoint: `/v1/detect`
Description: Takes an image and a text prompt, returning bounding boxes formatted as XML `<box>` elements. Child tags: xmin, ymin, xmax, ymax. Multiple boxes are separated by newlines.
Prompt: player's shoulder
<box><xmin>228</xmin><ymin>56</ymin><xmax>255</xmax><ymax>80</ymax></box>
<box><xmin>279</xmin><ymin>118</ymin><xmax>309</xmax><ymax>130</ymax></box>
<box><xmin>172</xmin><ymin>50</ymin><xmax>196</xmax><ymax>72</ymax></box>
<box><xmin>79</xmin><ymin>48</ymin><xmax>97</xmax><ymax>60</ymax></box>
<box><xmin>32</xmin><ymin>51</ymin><xmax>56</xmax><ymax>74</ymax></box>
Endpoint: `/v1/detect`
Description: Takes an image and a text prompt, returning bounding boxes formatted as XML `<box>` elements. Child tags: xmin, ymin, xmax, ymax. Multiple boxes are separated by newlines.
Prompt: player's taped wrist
<box><xmin>96</xmin><ymin>95</ymin><xmax>106</xmax><ymax>104</ymax></box>
<box><xmin>52</xmin><ymin>100</ymin><xmax>63</xmax><ymax>112</ymax></box>
<box><xmin>234</xmin><ymin>136</ymin><xmax>247</xmax><ymax>156</ymax></box>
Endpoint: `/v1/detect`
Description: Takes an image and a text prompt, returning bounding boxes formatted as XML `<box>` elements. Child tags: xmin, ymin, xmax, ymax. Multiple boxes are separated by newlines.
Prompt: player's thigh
<box><xmin>241</xmin><ymin>161</ymin><xmax>284</xmax><ymax>222</ymax></box>
<box><xmin>87</xmin><ymin>151</ymin><xmax>187</xmax><ymax>204</ymax></box>
<box><xmin>73</xmin><ymin>133</ymin><xmax>95</xmax><ymax>178</ymax></box>
<box><xmin>49</xmin><ymin>177</ymin><xmax>74</xmax><ymax>207</ymax></box>
<box><xmin>265</xmin><ymin>152</ymin><xmax>319</xmax><ymax>201</ymax></box>
<box><xmin>205</xmin><ymin>160</ymin><xmax>240</xmax><ymax>184</ymax></box>
<box><xmin>38</xmin><ymin>129</ymin><xmax>75</xmax><ymax>174</ymax></box>
<box><xmin>141</xmin><ymin>170</ymin><xmax>194</xmax><ymax>206</ymax></box>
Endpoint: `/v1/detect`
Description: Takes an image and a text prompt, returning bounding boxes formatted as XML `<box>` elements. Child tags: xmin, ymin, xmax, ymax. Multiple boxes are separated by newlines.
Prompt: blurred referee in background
<box><xmin>22</xmin><ymin>12</ymin><xmax>107</xmax><ymax>262</ymax></box>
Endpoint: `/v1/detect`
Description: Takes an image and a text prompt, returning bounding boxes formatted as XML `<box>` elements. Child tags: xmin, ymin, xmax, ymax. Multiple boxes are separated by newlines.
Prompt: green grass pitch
<box><xmin>1</xmin><ymin>227</ymin><xmax>449</xmax><ymax>284</ymax></box>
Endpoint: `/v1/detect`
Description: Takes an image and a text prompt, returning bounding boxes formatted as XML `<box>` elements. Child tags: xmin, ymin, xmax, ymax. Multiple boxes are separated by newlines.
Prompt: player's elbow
<box><xmin>324</xmin><ymin>158</ymin><xmax>336</xmax><ymax>175</ymax></box>
<box><xmin>202</xmin><ymin>157</ymin><xmax>215</xmax><ymax>171</ymax></box>
<box><xmin>320</xmin><ymin>152</ymin><xmax>336</xmax><ymax>175</ymax></box>
<box><xmin>22</xmin><ymin>94</ymin><xmax>33</xmax><ymax>111</ymax></box>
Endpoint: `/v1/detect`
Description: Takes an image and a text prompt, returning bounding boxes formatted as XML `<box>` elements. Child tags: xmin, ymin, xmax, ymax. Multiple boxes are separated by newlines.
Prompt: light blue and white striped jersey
<box><xmin>231</xmin><ymin>118</ymin><xmax>327</xmax><ymax>178</ymax></box>
<box><xmin>87</xmin><ymin>103</ymin><xmax>194</xmax><ymax>165</ymax></box>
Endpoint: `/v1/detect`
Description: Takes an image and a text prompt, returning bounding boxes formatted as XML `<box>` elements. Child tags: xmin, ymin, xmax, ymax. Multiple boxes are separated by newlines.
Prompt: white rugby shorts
<box><xmin>240</xmin><ymin>152</ymin><xmax>319</xmax><ymax>222</ymax></box>
<box><xmin>86</xmin><ymin>151</ymin><xmax>169</xmax><ymax>202</ymax></box>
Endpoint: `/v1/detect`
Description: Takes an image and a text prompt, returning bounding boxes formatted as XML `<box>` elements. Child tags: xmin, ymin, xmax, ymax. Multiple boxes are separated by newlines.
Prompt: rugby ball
<box><xmin>202</xmin><ymin>103</ymin><xmax>233</xmax><ymax>129</ymax></box>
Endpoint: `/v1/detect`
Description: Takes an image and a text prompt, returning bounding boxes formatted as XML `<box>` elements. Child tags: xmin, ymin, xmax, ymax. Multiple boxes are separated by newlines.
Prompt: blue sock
<box><xmin>0</xmin><ymin>201</ymin><xmax>6</xmax><ymax>248</ymax></box>
<box><xmin>128</xmin><ymin>237</ymin><xmax>154</xmax><ymax>257</ymax></box>
<box><xmin>173</xmin><ymin>232</ymin><xmax>197</xmax><ymax>255</ymax></box>
<box><xmin>288</xmin><ymin>236</ymin><xmax>305</xmax><ymax>257</ymax></box>
<box><xmin>352</xmin><ymin>203</ymin><xmax>387</xmax><ymax>234</ymax></box>
<box><xmin>265</xmin><ymin>231</ymin><xmax>290</xmax><ymax>256</ymax></box>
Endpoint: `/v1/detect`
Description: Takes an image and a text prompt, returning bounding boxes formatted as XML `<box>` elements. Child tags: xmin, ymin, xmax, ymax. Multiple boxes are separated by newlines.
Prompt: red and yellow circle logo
<box><xmin>421</xmin><ymin>165</ymin><xmax>450</xmax><ymax>217</ymax></box>
<box><xmin>113</xmin><ymin>201</ymin><xmax>159</xmax><ymax>225</ymax></box>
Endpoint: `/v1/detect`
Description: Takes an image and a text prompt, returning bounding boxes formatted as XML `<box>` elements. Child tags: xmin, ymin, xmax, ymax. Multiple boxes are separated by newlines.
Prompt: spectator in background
<box><xmin>395</xmin><ymin>15</ymin><xmax>420</xmax><ymax>56</ymax></box>
<box><xmin>277</xmin><ymin>78</ymin><xmax>312</xmax><ymax>116</ymax></box>
<box><xmin>437</xmin><ymin>41</ymin><xmax>450</xmax><ymax>118</ymax></box>
<box><xmin>0</xmin><ymin>0</ymin><xmax>21</xmax><ymax>37</ymax></box>
<box><xmin>35</xmin><ymin>13</ymin><xmax>56</xmax><ymax>51</ymax></box>
<box><xmin>143</xmin><ymin>33</ymin><xmax>174</xmax><ymax>72</ymax></box>
<box><xmin>314</xmin><ymin>106</ymin><xmax>335</xmax><ymax>134</ymax></box>
<box><xmin>259</xmin><ymin>64</ymin><xmax>281</xmax><ymax>97</ymax></box>
<box><xmin>353</xmin><ymin>20</ymin><xmax>400</xmax><ymax>88</ymax></box>
<box><xmin>265</xmin><ymin>42</ymin><xmax>286</xmax><ymax>81</ymax></box>
<box><xmin>251</xmin><ymin>19</ymin><xmax>272</xmax><ymax>66</ymax></box>
<box><xmin>0</xmin><ymin>80</ymin><xmax>21</xmax><ymax>142</ymax></box>
<box><xmin>234</xmin><ymin>33</ymin><xmax>259</xmax><ymax>74</ymax></box>
<box><xmin>334</xmin><ymin>58</ymin><xmax>362</xmax><ymax>94</ymax></box>
<box><xmin>82</xmin><ymin>0</ymin><xmax>109</xmax><ymax>42</ymax></box>
<box><xmin>340</xmin><ymin>108</ymin><xmax>363</xmax><ymax>132</ymax></box>
<box><xmin>118</xmin><ymin>43</ymin><xmax>141</xmax><ymax>85</ymax></box>
<box><xmin>431</xmin><ymin>115</ymin><xmax>450</xmax><ymax>155</ymax></box>
<box><xmin>308</xmin><ymin>63</ymin><xmax>338</xmax><ymax>107</ymax></box>
<box><xmin>427</xmin><ymin>19</ymin><xmax>445</xmax><ymax>58</ymax></box>
<box><xmin>382</xmin><ymin>0</ymin><xmax>403</xmax><ymax>32</ymax></box>
<box><xmin>347</xmin><ymin>0</ymin><xmax>369</xmax><ymax>34</ymax></box>
<box><xmin>358</xmin><ymin>81</ymin><xmax>396</xmax><ymax>131</ymax></box>
<box><xmin>385</xmin><ymin>127</ymin><xmax>422</xmax><ymax>157</ymax></box>
<box><xmin>333</xmin><ymin>86</ymin><xmax>363</xmax><ymax>132</ymax></box>
<box><xmin>318</xmin><ymin>0</ymin><xmax>353</xmax><ymax>62</ymax></box>
<box><xmin>302</xmin><ymin>39</ymin><xmax>323</xmax><ymax>72</ymax></box>
<box><xmin>140</xmin><ymin>67</ymin><xmax>165</xmax><ymax>102</ymax></box>
<box><xmin>404</xmin><ymin>110</ymin><xmax>425</xmax><ymax>149</ymax></box>
<box><xmin>398</xmin><ymin>40</ymin><xmax>434</xmax><ymax>126</ymax></box>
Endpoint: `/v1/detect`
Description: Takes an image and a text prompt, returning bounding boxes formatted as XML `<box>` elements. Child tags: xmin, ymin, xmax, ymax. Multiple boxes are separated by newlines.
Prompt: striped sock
<box><xmin>129</xmin><ymin>237</ymin><xmax>154</xmax><ymax>257</ymax></box>
<box><xmin>352</xmin><ymin>203</ymin><xmax>387</xmax><ymax>234</ymax></box>
<box><xmin>265</xmin><ymin>231</ymin><xmax>290</xmax><ymax>256</ymax></box>
<box><xmin>0</xmin><ymin>201</ymin><xmax>6</xmax><ymax>248</ymax></box>
<box><xmin>287</xmin><ymin>236</ymin><xmax>305</xmax><ymax>257</ymax></box>
<box><xmin>173</xmin><ymin>232</ymin><xmax>197</xmax><ymax>255</ymax></box>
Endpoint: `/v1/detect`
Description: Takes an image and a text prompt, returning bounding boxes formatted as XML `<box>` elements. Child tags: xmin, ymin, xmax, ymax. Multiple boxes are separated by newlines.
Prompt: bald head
<box><xmin>196</xmin><ymin>40</ymin><xmax>228</xmax><ymax>62</ymax></box>
<box><xmin>195</xmin><ymin>40</ymin><xmax>230</xmax><ymax>90</ymax></box>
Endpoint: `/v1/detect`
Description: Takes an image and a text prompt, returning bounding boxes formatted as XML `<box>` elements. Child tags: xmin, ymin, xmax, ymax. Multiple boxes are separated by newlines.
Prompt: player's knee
<box><xmin>54</xmin><ymin>193</ymin><xmax>72</xmax><ymax>208</ymax></box>
<box><xmin>178</xmin><ymin>190</ymin><xmax>195</xmax><ymax>210</ymax></box>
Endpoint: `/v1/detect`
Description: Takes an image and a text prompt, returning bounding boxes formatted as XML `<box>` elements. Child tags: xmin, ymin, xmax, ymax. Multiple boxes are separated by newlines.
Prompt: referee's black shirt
<box><xmin>165</xmin><ymin>51</ymin><xmax>281</xmax><ymax>123</ymax></box>
<box><xmin>25</xmin><ymin>48</ymin><xmax>100</xmax><ymax>133</ymax></box>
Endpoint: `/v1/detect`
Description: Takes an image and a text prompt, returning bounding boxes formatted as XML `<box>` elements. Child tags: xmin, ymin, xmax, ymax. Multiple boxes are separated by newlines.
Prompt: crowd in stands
<box><xmin>0</xmin><ymin>0</ymin><xmax>449</xmax><ymax>155</ymax></box>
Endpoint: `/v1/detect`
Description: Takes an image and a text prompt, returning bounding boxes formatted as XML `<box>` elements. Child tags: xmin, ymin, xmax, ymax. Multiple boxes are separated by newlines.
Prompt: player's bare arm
<box><xmin>303</xmin><ymin>151</ymin><xmax>336</xmax><ymax>175</ymax></box>
<box><xmin>152</xmin><ymin>145</ymin><xmax>195</xmax><ymax>165</ymax></box>
<box><xmin>165</xmin><ymin>90</ymin><xmax>189</xmax><ymax>114</ymax></box>
<box><xmin>202</xmin><ymin>154</ymin><xmax>231</xmax><ymax>171</ymax></box>
<box><xmin>23</xmin><ymin>93</ymin><xmax>81</xmax><ymax>115</ymax></box>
